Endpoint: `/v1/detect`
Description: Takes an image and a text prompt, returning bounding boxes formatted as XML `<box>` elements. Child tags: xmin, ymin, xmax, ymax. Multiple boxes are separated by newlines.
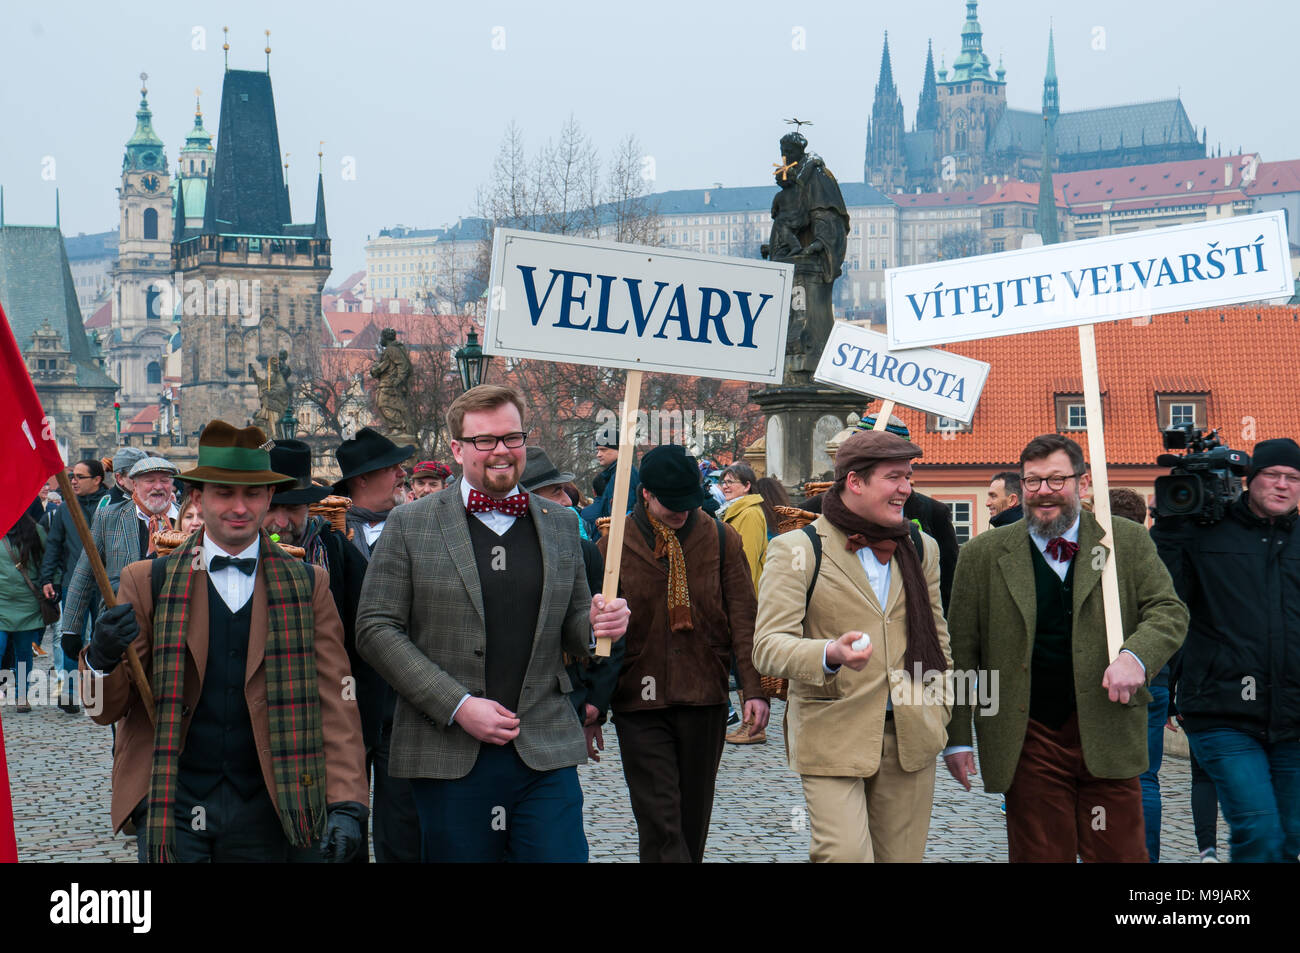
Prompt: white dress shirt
<box><xmin>822</xmin><ymin>547</ymin><xmax>893</xmax><ymax>676</ymax></box>
<box><xmin>204</xmin><ymin>536</ymin><xmax>260</xmax><ymax>612</ymax></box>
<box><xmin>360</xmin><ymin>520</ymin><xmax>386</xmax><ymax>549</ymax></box>
<box><xmin>459</xmin><ymin>479</ymin><xmax>523</xmax><ymax>537</ymax></box>
<box><xmin>1027</xmin><ymin>514</ymin><xmax>1081</xmax><ymax>581</ymax></box>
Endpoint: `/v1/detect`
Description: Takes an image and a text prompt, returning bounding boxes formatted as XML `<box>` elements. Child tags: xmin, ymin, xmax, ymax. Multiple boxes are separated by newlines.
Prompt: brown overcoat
<box><xmin>601</xmin><ymin>507</ymin><xmax>765</xmax><ymax>712</ymax></box>
<box><xmin>80</xmin><ymin>555</ymin><xmax>368</xmax><ymax>833</ymax></box>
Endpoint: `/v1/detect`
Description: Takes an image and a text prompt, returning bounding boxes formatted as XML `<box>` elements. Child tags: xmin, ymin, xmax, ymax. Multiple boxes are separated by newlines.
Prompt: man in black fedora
<box><xmin>334</xmin><ymin>427</ymin><xmax>416</xmax><ymax>562</ymax></box>
<box><xmin>521</xmin><ymin>445</ymin><xmax>624</xmax><ymax>763</ymax></box>
<box><xmin>332</xmin><ymin>429</ymin><xmax>420</xmax><ymax>861</ymax></box>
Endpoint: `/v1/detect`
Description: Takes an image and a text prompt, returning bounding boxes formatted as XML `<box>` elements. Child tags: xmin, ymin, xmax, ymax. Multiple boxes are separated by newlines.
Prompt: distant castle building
<box><xmin>866</xmin><ymin>1</ymin><xmax>1205</xmax><ymax>194</ymax></box>
<box><xmin>110</xmin><ymin>74</ymin><xmax>174</xmax><ymax>420</ymax></box>
<box><xmin>172</xmin><ymin>59</ymin><xmax>330</xmax><ymax>442</ymax></box>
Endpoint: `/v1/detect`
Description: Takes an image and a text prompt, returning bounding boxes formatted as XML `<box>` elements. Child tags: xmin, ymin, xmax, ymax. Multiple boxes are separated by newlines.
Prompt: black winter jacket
<box><xmin>38</xmin><ymin>485</ymin><xmax>108</xmax><ymax>593</ymax></box>
<box><xmin>1152</xmin><ymin>494</ymin><xmax>1300</xmax><ymax>743</ymax></box>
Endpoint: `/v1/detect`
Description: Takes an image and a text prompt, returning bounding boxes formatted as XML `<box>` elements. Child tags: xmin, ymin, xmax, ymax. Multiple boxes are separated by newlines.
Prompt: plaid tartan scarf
<box><xmin>145</xmin><ymin>529</ymin><xmax>326</xmax><ymax>862</ymax></box>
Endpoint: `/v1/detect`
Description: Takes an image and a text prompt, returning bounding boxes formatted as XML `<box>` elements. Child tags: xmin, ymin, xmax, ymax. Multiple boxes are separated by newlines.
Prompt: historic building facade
<box><xmin>110</xmin><ymin>76</ymin><xmax>174</xmax><ymax>420</ymax></box>
<box><xmin>172</xmin><ymin>65</ymin><xmax>330</xmax><ymax>447</ymax></box>
<box><xmin>866</xmin><ymin>1</ymin><xmax>1206</xmax><ymax>195</ymax></box>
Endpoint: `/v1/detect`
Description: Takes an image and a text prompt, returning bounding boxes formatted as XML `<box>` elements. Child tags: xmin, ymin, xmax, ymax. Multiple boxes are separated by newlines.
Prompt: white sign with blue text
<box><xmin>814</xmin><ymin>322</ymin><xmax>990</xmax><ymax>424</ymax></box>
<box><xmin>485</xmin><ymin>228</ymin><xmax>794</xmax><ymax>384</ymax></box>
<box><xmin>886</xmin><ymin>210</ymin><xmax>1294</xmax><ymax>349</ymax></box>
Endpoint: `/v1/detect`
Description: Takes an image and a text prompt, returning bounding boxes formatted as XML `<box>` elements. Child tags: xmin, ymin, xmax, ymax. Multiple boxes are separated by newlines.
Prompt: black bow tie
<box><xmin>211</xmin><ymin>554</ymin><xmax>257</xmax><ymax>576</ymax></box>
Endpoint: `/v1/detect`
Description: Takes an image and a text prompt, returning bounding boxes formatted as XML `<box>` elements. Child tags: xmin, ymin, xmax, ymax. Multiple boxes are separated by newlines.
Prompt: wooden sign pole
<box><xmin>54</xmin><ymin>470</ymin><xmax>156</xmax><ymax>724</ymax></box>
<box><xmin>596</xmin><ymin>369</ymin><xmax>642</xmax><ymax>657</ymax></box>
<box><xmin>1076</xmin><ymin>325</ymin><xmax>1125</xmax><ymax>661</ymax></box>
<box><xmin>871</xmin><ymin>399</ymin><xmax>897</xmax><ymax>432</ymax></box>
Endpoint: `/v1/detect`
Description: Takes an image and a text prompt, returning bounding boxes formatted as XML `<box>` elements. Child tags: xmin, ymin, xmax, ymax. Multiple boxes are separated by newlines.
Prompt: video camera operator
<box><xmin>1151</xmin><ymin>436</ymin><xmax>1300</xmax><ymax>863</ymax></box>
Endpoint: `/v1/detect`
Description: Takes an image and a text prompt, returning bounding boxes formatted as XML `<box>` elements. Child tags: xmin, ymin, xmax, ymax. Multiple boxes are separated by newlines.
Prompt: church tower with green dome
<box><xmin>174</xmin><ymin>90</ymin><xmax>214</xmax><ymax>236</ymax></box>
<box><xmin>111</xmin><ymin>72</ymin><xmax>174</xmax><ymax>420</ymax></box>
<box><xmin>934</xmin><ymin>0</ymin><xmax>1008</xmax><ymax>190</ymax></box>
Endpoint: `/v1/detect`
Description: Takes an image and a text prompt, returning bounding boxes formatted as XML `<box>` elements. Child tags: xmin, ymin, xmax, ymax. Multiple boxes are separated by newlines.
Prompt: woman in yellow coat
<box><xmin>720</xmin><ymin>463</ymin><xmax>780</xmax><ymax>743</ymax></box>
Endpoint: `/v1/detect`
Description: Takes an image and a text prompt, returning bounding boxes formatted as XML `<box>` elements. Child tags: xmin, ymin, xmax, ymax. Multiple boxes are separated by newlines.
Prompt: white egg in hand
<box><xmin>852</xmin><ymin>633</ymin><xmax>871</xmax><ymax>652</ymax></box>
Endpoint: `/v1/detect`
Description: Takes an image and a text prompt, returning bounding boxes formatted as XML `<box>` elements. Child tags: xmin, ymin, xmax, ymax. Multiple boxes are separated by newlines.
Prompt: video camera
<box><xmin>1154</xmin><ymin>425</ymin><xmax>1250</xmax><ymax>523</ymax></box>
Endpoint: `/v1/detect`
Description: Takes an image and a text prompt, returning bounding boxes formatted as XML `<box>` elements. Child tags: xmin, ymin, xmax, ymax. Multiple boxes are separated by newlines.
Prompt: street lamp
<box><xmin>454</xmin><ymin>328</ymin><xmax>491</xmax><ymax>392</ymax></box>
<box><xmin>279</xmin><ymin>406</ymin><xmax>298</xmax><ymax>441</ymax></box>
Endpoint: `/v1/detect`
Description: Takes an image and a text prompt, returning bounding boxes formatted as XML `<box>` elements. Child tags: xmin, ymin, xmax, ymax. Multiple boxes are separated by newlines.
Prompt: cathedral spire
<box><xmin>950</xmin><ymin>0</ymin><xmax>993</xmax><ymax>81</ymax></box>
<box><xmin>877</xmin><ymin>31</ymin><xmax>896</xmax><ymax>93</ymax></box>
<box><xmin>1043</xmin><ymin>23</ymin><xmax>1059</xmax><ymax>120</ymax></box>
<box><xmin>916</xmin><ymin>39</ymin><xmax>939</xmax><ymax>131</ymax></box>
<box><xmin>866</xmin><ymin>32</ymin><xmax>906</xmax><ymax>191</ymax></box>
<box><xmin>1038</xmin><ymin>27</ymin><xmax>1060</xmax><ymax>245</ymax></box>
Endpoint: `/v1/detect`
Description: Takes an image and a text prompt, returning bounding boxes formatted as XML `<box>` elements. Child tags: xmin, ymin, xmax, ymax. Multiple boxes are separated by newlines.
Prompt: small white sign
<box><xmin>886</xmin><ymin>210</ymin><xmax>1294</xmax><ymax>349</ymax></box>
<box><xmin>814</xmin><ymin>323</ymin><xmax>990</xmax><ymax>424</ymax></box>
<box><xmin>485</xmin><ymin>228</ymin><xmax>793</xmax><ymax>384</ymax></box>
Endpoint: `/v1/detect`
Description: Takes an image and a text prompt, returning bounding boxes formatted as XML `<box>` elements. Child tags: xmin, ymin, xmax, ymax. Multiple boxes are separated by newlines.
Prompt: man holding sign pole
<box><xmin>944</xmin><ymin>434</ymin><xmax>1187</xmax><ymax>862</ymax></box>
<box><xmin>355</xmin><ymin>385</ymin><xmax>630</xmax><ymax>862</ymax></box>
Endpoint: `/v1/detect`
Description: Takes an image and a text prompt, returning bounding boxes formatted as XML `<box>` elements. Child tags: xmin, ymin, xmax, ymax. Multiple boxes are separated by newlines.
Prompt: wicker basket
<box><xmin>310</xmin><ymin>495</ymin><xmax>354</xmax><ymax>541</ymax></box>
<box><xmin>802</xmin><ymin>480</ymin><xmax>832</xmax><ymax>499</ymax></box>
<box><xmin>596</xmin><ymin>516</ymin><xmax>611</xmax><ymax>538</ymax></box>
<box><xmin>153</xmin><ymin>530</ymin><xmax>304</xmax><ymax>560</ymax></box>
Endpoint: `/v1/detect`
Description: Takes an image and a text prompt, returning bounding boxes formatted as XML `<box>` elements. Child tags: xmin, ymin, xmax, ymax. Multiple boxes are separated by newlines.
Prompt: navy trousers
<box><xmin>409</xmin><ymin>742</ymin><xmax>588</xmax><ymax>863</ymax></box>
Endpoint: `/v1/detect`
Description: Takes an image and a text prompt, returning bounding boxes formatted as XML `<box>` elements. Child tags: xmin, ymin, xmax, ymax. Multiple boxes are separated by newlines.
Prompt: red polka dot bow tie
<box><xmin>466</xmin><ymin>489</ymin><xmax>530</xmax><ymax>517</ymax></box>
<box><xmin>1045</xmin><ymin>537</ymin><xmax>1079</xmax><ymax>562</ymax></box>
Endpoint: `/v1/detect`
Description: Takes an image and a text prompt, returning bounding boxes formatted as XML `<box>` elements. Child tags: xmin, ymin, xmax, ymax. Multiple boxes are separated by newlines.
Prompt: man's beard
<box><xmin>1026</xmin><ymin>496</ymin><xmax>1080</xmax><ymax>538</ymax></box>
<box><xmin>136</xmin><ymin>492</ymin><xmax>173</xmax><ymax>517</ymax></box>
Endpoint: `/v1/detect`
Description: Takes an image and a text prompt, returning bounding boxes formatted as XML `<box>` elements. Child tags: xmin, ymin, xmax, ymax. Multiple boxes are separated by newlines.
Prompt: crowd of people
<box><xmin>2</xmin><ymin>383</ymin><xmax>1296</xmax><ymax>864</ymax></box>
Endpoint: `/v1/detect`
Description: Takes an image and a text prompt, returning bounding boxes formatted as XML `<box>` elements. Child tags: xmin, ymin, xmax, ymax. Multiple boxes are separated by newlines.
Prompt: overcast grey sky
<box><xmin>2</xmin><ymin>0</ymin><xmax>1296</xmax><ymax>280</ymax></box>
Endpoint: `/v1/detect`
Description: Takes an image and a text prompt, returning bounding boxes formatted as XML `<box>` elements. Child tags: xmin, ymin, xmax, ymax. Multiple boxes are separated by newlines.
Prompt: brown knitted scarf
<box><xmin>646</xmin><ymin>512</ymin><xmax>694</xmax><ymax>633</ymax></box>
<box><xmin>822</xmin><ymin>485</ymin><xmax>947</xmax><ymax>676</ymax></box>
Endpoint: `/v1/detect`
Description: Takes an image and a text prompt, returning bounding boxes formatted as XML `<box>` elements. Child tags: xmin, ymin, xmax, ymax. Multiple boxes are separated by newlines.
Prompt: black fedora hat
<box><xmin>520</xmin><ymin>446</ymin><xmax>576</xmax><ymax>493</ymax></box>
<box><xmin>270</xmin><ymin>439</ymin><xmax>332</xmax><ymax>505</ymax></box>
<box><xmin>334</xmin><ymin>427</ymin><xmax>416</xmax><ymax>493</ymax></box>
<box><xmin>639</xmin><ymin>444</ymin><xmax>706</xmax><ymax>512</ymax></box>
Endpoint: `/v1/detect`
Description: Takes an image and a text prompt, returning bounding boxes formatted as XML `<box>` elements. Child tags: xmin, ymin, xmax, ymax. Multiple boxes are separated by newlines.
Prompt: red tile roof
<box><xmin>1244</xmin><ymin>159</ymin><xmax>1300</xmax><ymax>197</ymax></box>
<box><xmin>1059</xmin><ymin>155</ymin><xmax>1261</xmax><ymax>213</ymax></box>
<box><xmin>895</xmin><ymin>305</ymin><xmax>1300</xmax><ymax>467</ymax></box>
<box><xmin>85</xmin><ymin>302</ymin><xmax>111</xmax><ymax>330</ymax></box>
<box><xmin>123</xmin><ymin>405</ymin><xmax>160</xmax><ymax>435</ymax></box>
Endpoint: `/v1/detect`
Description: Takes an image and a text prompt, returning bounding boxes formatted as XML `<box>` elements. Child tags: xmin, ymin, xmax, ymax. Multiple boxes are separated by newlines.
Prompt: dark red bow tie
<box><xmin>1045</xmin><ymin>536</ymin><xmax>1079</xmax><ymax>562</ymax></box>
<box><xmin>466</xmin><ymin>489</ymin><xmax>529</xmax><ymax>517</ymax></box>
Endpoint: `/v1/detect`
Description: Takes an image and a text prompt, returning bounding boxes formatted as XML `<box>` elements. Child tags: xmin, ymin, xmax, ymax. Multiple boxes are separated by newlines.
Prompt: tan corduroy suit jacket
<box><xmin>753</xmin><ymin>516</ymin><xmax>953</xmax><ymax>777</ymax></box>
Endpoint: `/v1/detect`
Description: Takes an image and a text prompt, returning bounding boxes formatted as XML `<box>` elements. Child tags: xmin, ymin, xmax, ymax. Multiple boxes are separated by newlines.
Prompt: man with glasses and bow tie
<box><xmin>356</xmin><ymin>384</ymin><xmax>630</xmax><ymax>862</ymax></box>
<box><xmin>943</xmin><ymin>434</ymin><xmax>1187</xmax><ymax>862</ymax></box>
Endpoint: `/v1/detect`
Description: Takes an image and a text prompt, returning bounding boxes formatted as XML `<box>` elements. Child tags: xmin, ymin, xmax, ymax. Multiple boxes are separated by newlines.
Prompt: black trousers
<box><xmin>133</xmin><ymin>776</ymin><xmax>308</xmax><ymax>863</ymax></box>
<box><xmin>370</xmin><ymin>717</ymin><xmax>421</xmax><ymax>863</ymax></box>
<box><xmin>614</xmin><ymin>704</ymin><xmax>728</xmax><ymax>863</ymax></box>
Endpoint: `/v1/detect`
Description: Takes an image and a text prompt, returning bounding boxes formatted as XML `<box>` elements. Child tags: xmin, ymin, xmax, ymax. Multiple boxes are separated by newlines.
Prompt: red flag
<box><xmin>0</xmin><ymin>302</ymin><xmax>66</xmax><ymax>536</ymax></box>
<box><xmin>0</xmin><ymin>716</ymin><xmax>15</xmax><ymax>862</ymax></box>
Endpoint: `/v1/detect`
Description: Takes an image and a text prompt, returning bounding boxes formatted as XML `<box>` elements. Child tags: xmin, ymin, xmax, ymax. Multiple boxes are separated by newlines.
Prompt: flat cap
<box><xmin>128</xmin><ymin>455</ymin><xmax>179</xmax><ymax>479</ymax></box>
<box><xmin>833</xmin><ymin>430</ymin><xmax>922</xmax><ymax>481</ymax></box>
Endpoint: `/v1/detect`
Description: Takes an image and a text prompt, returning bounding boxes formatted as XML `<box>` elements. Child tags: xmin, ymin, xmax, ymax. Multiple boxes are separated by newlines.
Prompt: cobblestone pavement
<box><xmin>3</xmin><ymin>651</ymin><xmax>1218</xmax><ymax>862</ymax></box>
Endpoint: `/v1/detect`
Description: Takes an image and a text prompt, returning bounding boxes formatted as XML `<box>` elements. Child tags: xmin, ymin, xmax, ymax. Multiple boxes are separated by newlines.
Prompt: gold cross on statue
<box><xmin>773</xmin><ymin>158</ymin><xmax>799</xmax><ymax>181</ymax></box>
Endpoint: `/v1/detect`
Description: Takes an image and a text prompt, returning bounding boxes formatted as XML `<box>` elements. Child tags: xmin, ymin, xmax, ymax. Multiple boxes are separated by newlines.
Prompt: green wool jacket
<box><xmin>0</xmin><ymin>530</ymin><xmax>48</xmax><ymax>632</ymax></box>
<box><xmin>946</xmin><ymin>510</ymin><xmax>1187</xmax><ymax>792</ymax></box>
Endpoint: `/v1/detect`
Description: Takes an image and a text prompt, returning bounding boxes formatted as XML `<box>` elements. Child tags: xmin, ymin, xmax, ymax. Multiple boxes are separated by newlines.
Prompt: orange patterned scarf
<box><xmin>647</xmin><ymin>514</ymin><xmax>694</xmax><ymax>632</ymax></box>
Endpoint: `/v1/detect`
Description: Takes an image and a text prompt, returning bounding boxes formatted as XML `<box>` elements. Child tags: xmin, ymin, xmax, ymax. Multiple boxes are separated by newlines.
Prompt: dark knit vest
<box><xmin>1029</xmin><ymin>540</ymin><xmax>1077</xmax><ymax>730</ymax></box>
<box><xmin>178</xmin><ymin>577</ymin><xmax>263</xmax><ymax>798</ymax></box>
<box><xmin>466</xmin><ymin>514</ymin><xmax>544</xmax><ymax>713</ymax></box>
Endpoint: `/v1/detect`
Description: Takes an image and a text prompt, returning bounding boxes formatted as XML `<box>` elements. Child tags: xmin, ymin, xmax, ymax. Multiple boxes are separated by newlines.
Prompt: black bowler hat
<box><xmin>520</xmin><ymin>446</ymin><xmax>576</xmax><ymax>493</ymax></box>
<box><xmin>639</xmin><ymin>444</ymin><xmax>706</xmax><ymax>512</ymax></box>
<box><xmin>334</xmin><ymin>427</ymin><xmax>416</xmax><ymax>493</ymax></box>
<box><xmin>270</xmin><ymin>439</ymin><xmax>332</xmax><ymax>505</ymax></box>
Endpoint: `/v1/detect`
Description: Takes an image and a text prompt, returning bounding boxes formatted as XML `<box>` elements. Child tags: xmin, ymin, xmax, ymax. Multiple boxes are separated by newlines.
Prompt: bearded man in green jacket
<box><xmin>943</xmin><ymin>434</ymin><xmax>1187</xmax><ymax>862</ymax></box>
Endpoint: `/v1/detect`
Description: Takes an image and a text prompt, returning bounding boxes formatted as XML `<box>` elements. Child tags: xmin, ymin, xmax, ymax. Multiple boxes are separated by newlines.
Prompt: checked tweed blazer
<box><xmin>62</xmin><ymin>501</ymin><xmax>147</xmax><ymax>639</ymax></box>
<box><xmin>355</xmin><ymin>481</ymin><xmax>594</xmax><ymax>780</ymax></box>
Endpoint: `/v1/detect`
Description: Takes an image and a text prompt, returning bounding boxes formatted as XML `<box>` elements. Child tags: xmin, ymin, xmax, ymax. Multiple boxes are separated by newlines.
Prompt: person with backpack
<box><xmin>601</xmin><ymin>444</ymin><xmax>768</xmax><ymax>862</ymax></box>
<box><xmin>753</xmin><ymin>430</ymin><xmax>952</xmax><ymax>863</ymax></box>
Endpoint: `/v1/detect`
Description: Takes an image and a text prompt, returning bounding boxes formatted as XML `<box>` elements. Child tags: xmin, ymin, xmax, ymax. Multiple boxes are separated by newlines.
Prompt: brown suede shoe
<box><xmin>725</xmin><ymin>719</ymin><xmax>766</xmax><ymax>744</ymax></box>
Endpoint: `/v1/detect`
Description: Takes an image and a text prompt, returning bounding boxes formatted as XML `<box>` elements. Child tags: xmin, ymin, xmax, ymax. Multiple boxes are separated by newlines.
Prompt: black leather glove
<box><xmin>86</xmin><ymin>603</ymin><xmax>139</xmax><ymax>673</ymax></box>
<box><xmin>320</xmin><ymin>801</ymin><xmax>367</xmax><ymax>863</ymax></box>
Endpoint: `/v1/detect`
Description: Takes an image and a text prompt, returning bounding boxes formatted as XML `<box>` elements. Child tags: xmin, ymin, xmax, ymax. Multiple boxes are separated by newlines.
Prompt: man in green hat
<box><xmin>79</xmin><ymin>420</ymin><xmax>369</xmax><ymax>862</ymax></box>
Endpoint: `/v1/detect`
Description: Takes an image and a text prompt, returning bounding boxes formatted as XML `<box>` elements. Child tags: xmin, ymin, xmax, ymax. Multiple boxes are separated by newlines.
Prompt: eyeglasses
<box><xmin>460</xmin><ymin>431</ymin><xmax>528</xmax><ymax>452</ymax></box>
<box><xmin>1254</xmin><ymin>469</ymin><xmax>1300</xmax><ymax>487</ymax></box>
<box><xmin>1022</xmin><ymin>472</ymin><xmax>1083</xmax><ymax>492</ymax></box>
<box><xmin>70</xmin><ymin>473</ymin><xmax>91</xmax><ymax>481</ymax></box>
<box><xmin>719</xmin><ymin>478</ymin><xmax>743</xmax><ymax>487</ymax></box>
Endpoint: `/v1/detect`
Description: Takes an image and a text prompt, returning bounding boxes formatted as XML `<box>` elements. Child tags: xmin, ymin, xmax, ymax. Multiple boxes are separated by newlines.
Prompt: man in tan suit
<box><xmin>79</xmin><ymin>421</ymin><xmax>368</xmax><ymax>863</ymax></box>
<box><xmin>754</xmin><ymin>430</ymin><xmax>952</xmax><ymax>862</ymax></box>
